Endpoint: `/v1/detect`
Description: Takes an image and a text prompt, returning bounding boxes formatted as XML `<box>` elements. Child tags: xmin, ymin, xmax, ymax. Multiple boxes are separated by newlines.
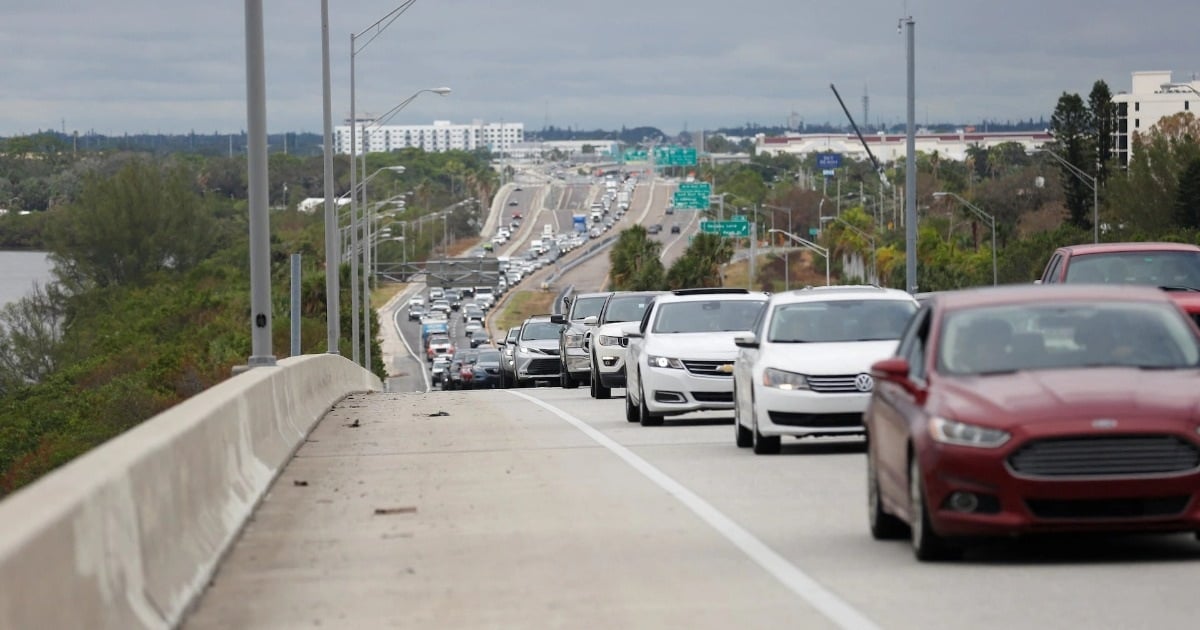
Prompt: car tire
<box><xmin>751</xmin><ymin>394</ymin><xmax>781</xmax><ymax>455</ymax></box>
<box><xmin>592</xmin><ymin>358</ymin><xmax>611</xmax><ymax>399</ymax></box>
<box><xmin>733</xmin><ymin>384</ymin><xmax>753</xmax><ymax>448</ymax></box>
<box><xmin>638</xmin><ymin>378</ymin><xmax>663</xmax><ymax>427</ymax></box>
<box><xmin>909</xmin><ymin>456</ymin><xmax>961</xmax><ymax>561</ymax></box>
<box><xmin>561</xmin><ymin>364</ymin><xmax>579</xmax><ymax>389</ymax></box>
<box><xmin>868</xmin><ymin>446</ymin><xmax>909</xmax><ymax>540</ymax></box>
<box><xmin>625</xmin><ymin>390</ymin><xmax>639</xmax><ymax>423</ymax></box>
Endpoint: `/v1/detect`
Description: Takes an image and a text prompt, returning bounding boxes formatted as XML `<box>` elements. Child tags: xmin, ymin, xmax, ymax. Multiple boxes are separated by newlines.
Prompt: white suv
<box><xmin>731</xmin><ymin>286</ymin><xmax>918</xmax><ymax>454</ymax></box>
<box><xmin>624</xmin><ymin>289</ymin><xmax>768</xmax><ymax>425</ymax></box>
<box><xmin>584</xmin><ymin>291</ymin><xmax>662</xmax><ymax>399</ymax></box>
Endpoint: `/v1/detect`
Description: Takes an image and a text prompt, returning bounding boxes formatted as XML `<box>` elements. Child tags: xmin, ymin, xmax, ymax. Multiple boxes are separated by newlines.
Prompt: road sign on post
<box><xmin>672</xmin><ymin>181</ymin><xmax>712</xmax><ymax>210</ymax></box>
<box><xmin>700</xmin><ymin>220</ymin><xmax>750</xmax><ymax>237</ymax></box>
<box><xmin>623</xmin><ymin>149</ymin><xmax>648</xmax><ymax>162</ymax></box>
<box><xmin>816</xmin><ymin>153</ymin><xmax>843</xmax><ymax>170</ymax></box>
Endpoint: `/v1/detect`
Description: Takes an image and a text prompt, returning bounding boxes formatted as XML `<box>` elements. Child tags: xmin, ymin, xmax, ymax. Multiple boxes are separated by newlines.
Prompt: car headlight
<box><xmin>647</xmin><ymin>355</ymin><xmax>684</xmax><ymax>369</ymax></box>
<box><xmin>598</xmin><ymin>335</ymin><xmax>623</xmax><ymax>347</ymax></box>
<box><xmin>929</xmin><ymin>417</ymin><xmax>1011</xmax><ymax>448</ymax></box>
<box><xmin>565</xmin><ymin>333</ymin><xmax>586</xmax><ymax>348</ymax></box>
<box><xmin>762</xmin><ymin>368</ymin><xmax>809</xmax><ymax>390</ymax></box>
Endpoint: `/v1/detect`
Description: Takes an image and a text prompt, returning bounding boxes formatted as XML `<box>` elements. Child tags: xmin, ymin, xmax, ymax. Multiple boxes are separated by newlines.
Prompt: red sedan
<box><xmin>865</xmin><ymin>285</ymin><xmax>1200</xmax><ymax>560</ymax></box>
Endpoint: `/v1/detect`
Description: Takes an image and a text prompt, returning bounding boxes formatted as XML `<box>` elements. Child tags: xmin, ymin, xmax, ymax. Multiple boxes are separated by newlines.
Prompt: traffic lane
<box><xmin>184</xmin><ymin>389</ymin><xmax>836</xmax><ymax>629</ymax></box>
<box><xmin>531</xmin><ymin>388</ymin><xmax>1200</xmax><ymax>630</ymax></box>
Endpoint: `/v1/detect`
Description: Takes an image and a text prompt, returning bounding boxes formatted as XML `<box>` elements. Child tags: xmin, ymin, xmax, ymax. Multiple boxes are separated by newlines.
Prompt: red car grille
<box><xmin>1026</xmin><ymin>496</ymin><xmax>1190</xmax><ymax>520</ymax></box>
<box><xmin>1008</xmin><ymin>435</ymin><xmax>1200</xmax><ymax>477</ymax></box>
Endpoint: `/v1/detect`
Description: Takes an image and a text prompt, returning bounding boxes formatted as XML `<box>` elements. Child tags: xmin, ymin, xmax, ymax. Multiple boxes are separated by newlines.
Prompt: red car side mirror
<box><xmin>871</xmin><ymin>357</ymin><xmax>919</xmax><ymax>395</ymax></box>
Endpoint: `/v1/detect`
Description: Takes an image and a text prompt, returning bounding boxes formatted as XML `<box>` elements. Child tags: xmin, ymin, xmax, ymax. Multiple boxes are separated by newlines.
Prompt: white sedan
<box><xmin>732</xmin><ymin>286</ymin><xmax>918</xmax><ymax>454</ymax></box>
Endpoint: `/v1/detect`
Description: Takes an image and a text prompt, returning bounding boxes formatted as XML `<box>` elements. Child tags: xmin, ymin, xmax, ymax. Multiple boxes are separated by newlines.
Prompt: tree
<box><xmin>580</xmin><ymin>144</ymin><xmax>595</xmax><ymax>155</ymax></box>
<box><xmin>1088</xmin><ymin>80</ymin><xmax>1116</xmax><ymax>185</ymax></box>
<box><xmin>47</xmin><ymin>159</ymin><xmax>226</xmax><ymax>290</ymax></box>
<box><xmin>609</xmin><ymin>226</ymin><xmax>664</xmax><ymax>290</ymax></box>
<box><xmin>1174</xmin><ymin>157</ymin><xmax>1200</xmax><ymax>229</ymax></box>
<box><xmin>665</xmin><ymin>233</ymin><xmax>733</xmax><ymax>289</ymax></box>
<box><xmin>1050</xmin><ymin>92</ymin><xmax>1094</xmax><ymax>230</ymax></box>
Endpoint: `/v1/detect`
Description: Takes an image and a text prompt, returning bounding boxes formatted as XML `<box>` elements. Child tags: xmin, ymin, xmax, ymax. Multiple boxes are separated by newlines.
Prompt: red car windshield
<box><xmin>1065</xmin><ymin>251</ymin><xmax>1200</xmax><ymax>289</ymax></box>
<box><xmin>937</xmin><ymin>301</ymin><xmax>1200</xmax><ymax>376</ymax></box>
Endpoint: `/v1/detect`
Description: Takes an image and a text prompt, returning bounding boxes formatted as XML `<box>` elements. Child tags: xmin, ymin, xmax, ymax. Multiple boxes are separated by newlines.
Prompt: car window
<box><xmin>936</xmin><ymin>301</ymin><xmax>1200</xmax><ymax>376</ymax></box>
<box><xmin>905</xmin><ymin>309</ymin><xmax>931</xmax><ymax>382</ymax></box>
<box><xmin>1042</xmin><ymin>253</ymin><xmax>1063</xmax><ymax>283</ymax></box>
<box><xmin>506</xmin><ymin>328</ymin><xmax>520</xmax><ymax>343</ymax></box>
<box><xmin>766</xmin><ymin>299</ymin><xmax>916</xmax><ymax>343</ymax></box>
<box><xmin>1063</xmin><ymin>251</ymin><xmax>1200</xmax><ymax>288</ymax></box>
<box><xmin>652</xmin><ymin>300</ymin><xmax>767</xmax><ymax>333</ymax></box>
<box><xmin>571</xmin><ymin>296</ymin><xmax>607</xmax><ymax>320</ymax></box>
<box><xmin>521</xmin><ymin>322</ymin><xmax>564</xmax><ymax>340</ymax></box>
<box><xmin>603</xmin><ymin>295</ymin><xmax>655</xmax><ymax>323</ymax></box>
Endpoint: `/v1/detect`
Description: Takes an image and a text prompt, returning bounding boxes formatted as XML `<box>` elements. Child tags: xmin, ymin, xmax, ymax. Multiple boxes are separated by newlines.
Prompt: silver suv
<box><xmin>552</xmin><ymin>291</ymin><xmax>612</xmax><ymax>389</ymax></box>
<box><xmin>512</xmin><ymin>315</ymin><xmax>566</xmax><ymax>387</ymax></box>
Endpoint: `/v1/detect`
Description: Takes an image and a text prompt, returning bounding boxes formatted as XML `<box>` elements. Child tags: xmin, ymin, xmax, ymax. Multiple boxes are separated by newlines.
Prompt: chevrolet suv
<box><xmin>552</xmin><ymin>291</ymin><xmax>612</xmax><ymax>389</ymax></box>
<box><xmin>624</xmin><ymin>289</ymin><xmax>768</xmax><ymax>425</ymax></box>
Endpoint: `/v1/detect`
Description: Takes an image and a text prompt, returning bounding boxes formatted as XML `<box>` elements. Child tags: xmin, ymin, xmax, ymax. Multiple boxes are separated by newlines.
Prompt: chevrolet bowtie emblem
<box><xmin>716</xmin><ymin>363</ymin><xmax>734</xmax><ymax>374</ymax></box>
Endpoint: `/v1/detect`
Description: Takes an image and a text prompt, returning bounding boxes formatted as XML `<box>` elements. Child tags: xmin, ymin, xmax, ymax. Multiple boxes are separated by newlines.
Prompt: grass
<box><xmin>493</xmin><ymin>290</ymin><xmax>557</xmax><ymax>332</ymax></box>
<box><xmin>723</xmin><ymin>251</ymin><xmax>837</xmax><ymax>292</ymax></box>
<box><xmin>371</xmin><ymin>282</ymin><xmax>408</xmax><ymax>309</ymax></box>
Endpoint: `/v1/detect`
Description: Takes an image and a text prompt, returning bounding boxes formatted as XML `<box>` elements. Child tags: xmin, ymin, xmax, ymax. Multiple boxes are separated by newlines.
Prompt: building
<box><xmin>1112</xmin><ymin>71</ymin><xmax>1200</xmax><ymax>167</ymax></box>
<box><xmin>756</xmin><ymin>130</ymin><xmax>1051</xmax><ymax>163</ymax></box>
<box><xmin>333</xmin><ymin>119</ymin><xmax>524</xmax><ymax>155</ymax></box>
<box><xmin>503</xmin><ymin>140</ymin><xmax>620</xmax><ymax>160</ymax></box>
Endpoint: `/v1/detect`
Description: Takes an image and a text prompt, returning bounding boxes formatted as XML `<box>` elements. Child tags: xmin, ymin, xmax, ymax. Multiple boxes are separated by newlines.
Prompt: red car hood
<box><xmin>933</xmin><ymin>368</ymin><xmax>1200</xmax><ymax>429</ymax></box>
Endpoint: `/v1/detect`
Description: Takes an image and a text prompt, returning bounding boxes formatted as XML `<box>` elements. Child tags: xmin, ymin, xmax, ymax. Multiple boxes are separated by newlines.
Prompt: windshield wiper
<box><xmin>1159</xmin><ymin>285</ymin><xmax>1200</xmax><ymax>292</ymax></box>
<box><xmin>770</xmin><ymin>339</ymin><xmax>811</xmax><ymax>343</ymax></box>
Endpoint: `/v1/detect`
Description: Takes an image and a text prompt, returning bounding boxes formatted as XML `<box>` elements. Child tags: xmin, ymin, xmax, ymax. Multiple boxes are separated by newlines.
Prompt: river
<box><xmin>0</xmin><ymin>251</ymin><xmax>54</xmax><ymax>309</ymax></box>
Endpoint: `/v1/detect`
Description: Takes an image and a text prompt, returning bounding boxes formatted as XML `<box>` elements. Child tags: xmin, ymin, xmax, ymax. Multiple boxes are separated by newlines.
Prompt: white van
<box><xmin>530</xmin><ymin>238</ymin><xmax>545</xmax><ymax>255</ymax></box>
<box><xmin>543</xmin><ymin>224</ymin><xmax>554</xmax><ymax>238</ymax></box>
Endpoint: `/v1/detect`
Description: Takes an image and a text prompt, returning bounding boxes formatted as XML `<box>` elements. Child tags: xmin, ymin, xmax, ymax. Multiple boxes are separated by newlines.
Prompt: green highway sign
<box><xmin>654</xmin><ymin>146</ymin><xmax>698</xmax><ymax>166</ymax></box>
<box><xmin>700</xmin><ymin>220</ymin><xmax>751</xmax><ymax>237</ymax></box>
<box><xmin>623</xmin><ymin>149</ymin><xmax>648</xmax><ymax>162</ymax></box>
<box><xmin>730</xmin><ymin>214</ymin><xmax>748</xmax><ymax>222</ymax></box>
<box><xmin>672</xmin><ymin>181</ymin><xmax>712</xmax><ymax>210</ymax></box>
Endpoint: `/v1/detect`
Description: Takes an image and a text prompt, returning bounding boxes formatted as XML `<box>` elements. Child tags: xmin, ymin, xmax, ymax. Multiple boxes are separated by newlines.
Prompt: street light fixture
<box><xmin>819</xmin><ymin>215</ymin><xmax>877</xmax><ymax>284</ymax></box>
<box><xmin>1036</xmin><ymin>147</ymin><xmax>1098</xmax><ymax>244</ymax></box>
<box><xmin>768</xmin><ymin>229</ymin><xmax>830</xmax><ymax>286</ymax></box>
<box><xmin>933</xmin><ymin>192</ymin><xmax>997</xmax><ymax>287</ymax></box>
<box><xmin>1161</xmin><ymin>82</ymin><xmax>1200</xmax><ymax>98</ymax></box>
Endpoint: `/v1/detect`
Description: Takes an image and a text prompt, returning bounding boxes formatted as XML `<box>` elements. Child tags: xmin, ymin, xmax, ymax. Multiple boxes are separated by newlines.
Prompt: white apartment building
<box><xmin>333</xmin><ymin>119</ymin><xmax>524</xmax><ymax>155</ymax></box>
<box><xmin>1112</xmin><ymin>71</ymin><xmax>1200</xmax><ymax>167</ymax></box>
<box><xmin>756</xmin><ymin>130</ymin><xmax>1052</xmax><ymax>163</ymax></box>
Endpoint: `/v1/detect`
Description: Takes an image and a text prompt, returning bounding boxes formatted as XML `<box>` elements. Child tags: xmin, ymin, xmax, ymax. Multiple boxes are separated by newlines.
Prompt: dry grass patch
<box><xmin>494</xmin><ymin>290</ymin><xmax>557</xmax><ymax>332</ymax></box>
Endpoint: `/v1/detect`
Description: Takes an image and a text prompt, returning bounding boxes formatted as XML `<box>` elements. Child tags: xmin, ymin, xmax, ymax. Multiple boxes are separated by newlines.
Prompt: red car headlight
<box><xmin>929</xmin><ymin>417</ymin><xmax>1011</xmax><ymax>448</ymax></box>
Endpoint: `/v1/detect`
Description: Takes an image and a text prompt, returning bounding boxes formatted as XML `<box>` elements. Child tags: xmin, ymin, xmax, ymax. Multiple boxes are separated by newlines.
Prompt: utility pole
<box><xmin>903</xmin><ymin>16</ymin><xmax>918</xmax><ymax>294</ymax></box>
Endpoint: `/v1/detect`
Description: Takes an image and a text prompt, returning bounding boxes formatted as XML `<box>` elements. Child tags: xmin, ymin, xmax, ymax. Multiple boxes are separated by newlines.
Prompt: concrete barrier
<box><xmin>0</xmin><ymin>354</ymin><xmax>381</xmax><ymax>629</ymax></box>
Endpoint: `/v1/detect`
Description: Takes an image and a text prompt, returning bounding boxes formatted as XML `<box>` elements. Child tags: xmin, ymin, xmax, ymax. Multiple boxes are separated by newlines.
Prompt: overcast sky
<box><xmin>2</xmin><ymin>0</ymin><xmax>1198</xmax><ymax>137</ymax></box>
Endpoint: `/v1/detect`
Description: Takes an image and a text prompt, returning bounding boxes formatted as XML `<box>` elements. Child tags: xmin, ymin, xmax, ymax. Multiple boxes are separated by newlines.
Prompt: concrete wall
<box><xmin>0</xmin><ymin>354</ymin><xmax>381</xmax><ymax>629</ymax></box>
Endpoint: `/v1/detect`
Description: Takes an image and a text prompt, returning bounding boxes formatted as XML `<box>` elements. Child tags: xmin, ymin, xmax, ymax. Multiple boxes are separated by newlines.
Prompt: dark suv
<box><xmin>551</xmin><ymin>291</ymin><xmax>613</xmax><ymax>388</ymax></box>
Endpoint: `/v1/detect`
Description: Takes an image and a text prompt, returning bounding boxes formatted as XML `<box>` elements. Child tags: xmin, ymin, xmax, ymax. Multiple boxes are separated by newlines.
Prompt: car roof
<box><xmin>770</xmin><ymin>285</ymin><xmax>916</xmax><ymax>304</ymax></box>
<box><xmin>654</xmin><ymin>290</ymin><xmax>769</xmax><ymax>304</ymax></box>
<box><xmin>522</xmin><ymin>314</ymin><xmax>555</xmax><ymax>324</ymax></box>
<box><xmin>1058</xmin><ymin>242</ymin><xmax>1200</xmax><ymax>255</ymax></box>
<box><xmin>932</xmin><ymin>284</ymin><xmax>1177</xmax><ymax>311</ymax></box>
<box><xmin>574</xmin><ymin>292</ymin><xmax>612</xmax><ymax>300</ymax></box>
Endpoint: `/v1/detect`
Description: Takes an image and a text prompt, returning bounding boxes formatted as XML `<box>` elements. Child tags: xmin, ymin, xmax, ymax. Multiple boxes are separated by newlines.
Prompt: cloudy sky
<box><xmin>2</xmin><ymin>0</ymin><xmax>1198</xmax><ymax>137</ymax></box>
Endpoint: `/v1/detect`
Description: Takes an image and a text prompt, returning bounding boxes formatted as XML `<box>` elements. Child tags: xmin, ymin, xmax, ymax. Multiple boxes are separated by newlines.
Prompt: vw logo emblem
<box><xmin>854</xmin><ymin>373</ymin><xmax>874</xmax><ymax>392</ymax></box>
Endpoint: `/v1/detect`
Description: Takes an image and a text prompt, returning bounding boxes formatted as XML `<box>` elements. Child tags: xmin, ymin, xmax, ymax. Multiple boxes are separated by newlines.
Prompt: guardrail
<box><xmin>0</xmin><ymin>355</ymin><xmax>381</xmax><ymax>629</ymax></box>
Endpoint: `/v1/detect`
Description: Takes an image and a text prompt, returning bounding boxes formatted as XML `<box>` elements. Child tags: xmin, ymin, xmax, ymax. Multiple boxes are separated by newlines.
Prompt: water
<box><xmin>0</xmin><ymin>251</ymin><xmax>54</xmax><ymax>309</ymax></box>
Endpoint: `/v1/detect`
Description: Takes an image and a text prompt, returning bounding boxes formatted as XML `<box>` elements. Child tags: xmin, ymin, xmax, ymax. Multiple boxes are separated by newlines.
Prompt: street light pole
<box><xmin>768</xmin><ymin>229</ymin><xmax>830</xmax><ymax>286</ymax></box>
<box><xmin>1037</xmin><ymin>147</ymin><xmax>1098</xmax><ymax>243</ymax></box>
<box><xmin>764</xmin><ymin>203</ymin><xmax>794</xmax><ymax>290</ymax></box>
<box><xmin>820</xmin><ymin>215</ymin><xmax>877</xmax><ymax>284</ymax></box>
<box><xmin>933</xmin><ymin>192</ymin><xmax>996</xmax><ymax>286</ymax></box>
<box><xmin>319</xmin><ymin>0</ymin><xmax>339</xmax><ymax>355</ymax></box>
<box><xmin>243</xmin><ymin>0</ymin><xmax>275</xmax><ymax>368</ymax></box>
<box><xmin>347</xmin><ymin>0</ymin><xmax>418</xmax><ymax>368</ymax></box>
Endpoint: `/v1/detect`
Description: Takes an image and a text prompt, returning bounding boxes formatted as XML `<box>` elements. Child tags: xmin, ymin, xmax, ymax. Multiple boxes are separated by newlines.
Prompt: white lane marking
<box><xmin>506</xmin><ymin>390</ymin><xmax>880</xmax><ymax>630</ymax></box>
<box><xmin>391</xmin><ymin>284</ymin><xmax>431</xmax><ymax>392</ymax></box>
